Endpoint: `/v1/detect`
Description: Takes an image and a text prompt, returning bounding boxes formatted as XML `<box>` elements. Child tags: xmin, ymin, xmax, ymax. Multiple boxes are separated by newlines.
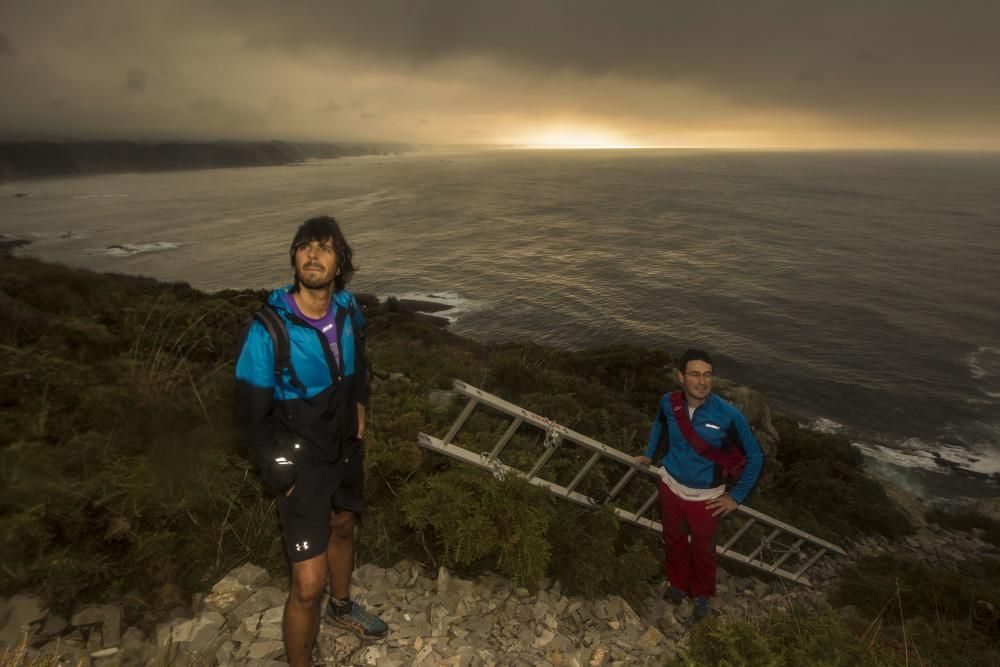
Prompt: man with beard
<box><xmin>235</xmin><ymin>216</ymin><xmax>387</xmax><ymax>666</ymax></box>
<box><xmin>635</xmin><ymin>349</ymin><xmax>765</xmax><ymax>622</ymax></box>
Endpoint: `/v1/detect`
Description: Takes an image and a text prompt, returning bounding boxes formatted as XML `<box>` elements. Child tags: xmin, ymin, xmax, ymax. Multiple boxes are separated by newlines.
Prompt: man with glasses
<box><xmin>635</xmin><ymin>348</ymin><xmax>765</xmax><ymax>621</ymax></box>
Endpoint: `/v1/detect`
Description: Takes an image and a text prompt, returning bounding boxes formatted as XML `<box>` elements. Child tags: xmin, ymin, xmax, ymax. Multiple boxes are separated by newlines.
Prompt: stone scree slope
<box><xmin>2</xmin><ymin>523</ymin><xmax>997</xmax><ymax>666</ymax></box>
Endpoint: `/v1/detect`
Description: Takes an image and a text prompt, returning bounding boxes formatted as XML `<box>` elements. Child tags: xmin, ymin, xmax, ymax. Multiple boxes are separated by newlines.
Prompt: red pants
<box><xmin>657</xmin><ymin>480</ymin><xmax>720</xmax><ymax>598</ymax></box>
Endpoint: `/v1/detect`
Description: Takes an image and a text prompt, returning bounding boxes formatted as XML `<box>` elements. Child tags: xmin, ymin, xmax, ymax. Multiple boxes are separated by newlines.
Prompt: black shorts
<box><xmin>276</xmin><ymin>442</ymin><xmax>364</xmax><ymax>563</ymax></box>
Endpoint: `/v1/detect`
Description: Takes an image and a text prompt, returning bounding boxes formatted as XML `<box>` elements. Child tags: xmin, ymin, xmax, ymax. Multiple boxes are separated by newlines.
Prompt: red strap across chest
<box><xmin>668</xmin><ymin>391</ymin><xmax>746</xmax><ymax>481</ymax></box>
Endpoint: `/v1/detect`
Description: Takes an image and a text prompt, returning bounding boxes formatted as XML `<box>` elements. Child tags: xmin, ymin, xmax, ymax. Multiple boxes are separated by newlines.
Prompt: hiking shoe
<box><xmin>663</xmin><ymin>585</ymin><xmax>686</xmax><ymax>605</ymax></box>
<box><xmin>325</xmin><ymin>599</ymin><xmax>389</xmax><ymax>639</ymax></box>
<box><xmin>693</xmin><ymin>596</ymin><xmax>710</xmax><ymax>622</ymax></box>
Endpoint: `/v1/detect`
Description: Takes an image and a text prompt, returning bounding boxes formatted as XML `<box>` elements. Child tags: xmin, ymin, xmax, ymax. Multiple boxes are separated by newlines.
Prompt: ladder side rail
<box><xmin>716</xmin><ymin>548</ymin><xmax>812</xmax><ymax>587</ymax></box>
<box><xmin>420</xmin><ymin>433</ymin><xmax>606</xmax><ymax>511</ymax></box>
<box><xmin>442</xmin><ymin>397</ymin><xmax>479</xmax><ymax>445</ymax></box>
<box><xmin>735</xmin><ymin>505</ymin><xmax>847</xmax><ymax>556</ymax></box>
<box><xmin>453</xmin><ymin>381</ymin><xmax>645</xmax><ymax>469</ymax></box>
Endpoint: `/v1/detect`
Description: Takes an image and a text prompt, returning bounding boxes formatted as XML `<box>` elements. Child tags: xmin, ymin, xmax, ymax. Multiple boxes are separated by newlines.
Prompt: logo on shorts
<box><xmin>295</xmin><ymin>541</ymin><xmax>310</xmax><ymax>552</ymax></box>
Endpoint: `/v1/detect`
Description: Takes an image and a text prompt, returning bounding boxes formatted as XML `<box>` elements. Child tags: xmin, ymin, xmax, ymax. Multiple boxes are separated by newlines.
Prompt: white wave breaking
<box><xmin>806</xmin><ymin>417</ymin><xmax>845</xmax><ymax>434</ymax></box>
<box><xmin>967</xmin><ymin>346</ymin><xmax>1000</xmax><ymax>381</ymax></box>
<box><xmin>851</xmin><ymin>436</ymin><xmax>1000</xmax><ymax>480</ymax></box>
<box><xmin>383</xmin><ymin>290</ymin><xmax>483</xmax><ymax>324</ymax></box>
<box><xmin>89</xmin><ymin>242</ymin><xmax>181</xmax><ymax>257</ymax></box>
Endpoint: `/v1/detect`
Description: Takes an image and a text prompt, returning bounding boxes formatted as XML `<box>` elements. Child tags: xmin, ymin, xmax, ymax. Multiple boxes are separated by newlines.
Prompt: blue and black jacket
<box><xmin>644</xmin><ymin>392</ymin><xmax>765</xmax><ymax>504</ymax></box>
<box><xmin>235</xmin><ymin>286</ymin><xmax>368</xmax><ymax>493</ymax></box>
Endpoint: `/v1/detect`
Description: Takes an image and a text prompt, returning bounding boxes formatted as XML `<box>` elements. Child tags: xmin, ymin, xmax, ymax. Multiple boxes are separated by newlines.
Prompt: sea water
<box><xmin>2</xmin><ymin>149</ymin><xmax>998</xmax><ymax>504</ymax></box>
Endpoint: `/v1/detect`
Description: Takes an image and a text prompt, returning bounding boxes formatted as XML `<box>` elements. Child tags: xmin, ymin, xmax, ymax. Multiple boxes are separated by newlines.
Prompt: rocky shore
<box><xmin>3</xmin><ymin>515</ymin><xmax>997</xmax><ymax>667</ymax></box>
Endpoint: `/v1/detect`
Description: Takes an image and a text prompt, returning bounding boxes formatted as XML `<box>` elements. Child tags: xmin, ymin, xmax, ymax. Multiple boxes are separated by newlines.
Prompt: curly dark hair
<box><xmin>289</xmin><ymin>215</ymin><xmax>356</xmax><ymax>292</ymax></box>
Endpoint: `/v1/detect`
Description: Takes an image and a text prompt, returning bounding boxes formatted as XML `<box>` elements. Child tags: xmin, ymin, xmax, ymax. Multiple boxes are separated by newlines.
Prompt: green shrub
<box><xmin>549</xmin><ymin>505</ymin><xmax>659</xmax><ymax>605</ymax></box>
<box><xmin>832</xmin><ymin>555</ymin><xmax>1000</xmax><ymax>665</ymax></box>
<box><xmin>399</xmin><ymin>468</ymin><xmax>555</xmax><ymax>586</ymax></box>
<box><xmin>674</xmin><ymin>608</ymin><xmax>897</xmax><ymax>666</ymax></box>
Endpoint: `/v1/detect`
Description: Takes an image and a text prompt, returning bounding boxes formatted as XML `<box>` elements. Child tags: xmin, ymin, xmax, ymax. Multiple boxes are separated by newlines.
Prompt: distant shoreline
<box><xmin>0</xmin><ymin>139</ymin><xmax>412</xmax><ymax>181</ymax></box>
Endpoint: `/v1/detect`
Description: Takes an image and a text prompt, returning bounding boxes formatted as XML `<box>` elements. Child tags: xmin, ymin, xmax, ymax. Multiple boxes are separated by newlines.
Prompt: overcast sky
<box><xmin>2</xmin><ymin>0</ymin><xmax>998</xmax><ymax>148</ymax></box>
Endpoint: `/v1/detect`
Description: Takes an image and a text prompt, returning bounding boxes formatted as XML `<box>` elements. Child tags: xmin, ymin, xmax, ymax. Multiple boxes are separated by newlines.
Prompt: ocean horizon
<box><xmin>2</xmin><ymin>148</ymin><xmax>998</xmax><ymax>506</ymax></box>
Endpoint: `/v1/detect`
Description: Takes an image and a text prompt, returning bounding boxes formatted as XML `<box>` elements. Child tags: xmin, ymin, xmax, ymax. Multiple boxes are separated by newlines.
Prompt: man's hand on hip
<box><xmin>706</xmin><ymin>493</ymin><xmax>738</xmax><ymax>517</ymax></box>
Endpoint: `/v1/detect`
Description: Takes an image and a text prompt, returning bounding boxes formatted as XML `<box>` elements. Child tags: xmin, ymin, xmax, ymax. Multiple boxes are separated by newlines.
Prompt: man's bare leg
<box><xmin>327</xmin><ymin>510</ymin><xmax>356</xmax><ymax>601</ymax></box>
<box><xmin>284</xmin><ymin>553</ymin><xmax>327</xmax><ymax>667</ymax></box>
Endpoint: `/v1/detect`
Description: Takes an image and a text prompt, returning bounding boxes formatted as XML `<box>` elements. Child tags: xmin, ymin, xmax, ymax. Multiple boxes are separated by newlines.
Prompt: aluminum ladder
<box><xmin>417</xmin><ymin>380</ymin><xmax>847</xmax><ymax>586</ymax></box>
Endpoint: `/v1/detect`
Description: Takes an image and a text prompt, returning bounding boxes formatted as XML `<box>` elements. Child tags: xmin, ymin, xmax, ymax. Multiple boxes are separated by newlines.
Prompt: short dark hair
<box><xmin>677</xmin><ymin>348</ymin><xmax>713</xmax><ymax>373</ymax></box>
<box><xmin>289</xmin><ymin>216</ymin><xmax>356</xmax><ymax>292</ymax></box>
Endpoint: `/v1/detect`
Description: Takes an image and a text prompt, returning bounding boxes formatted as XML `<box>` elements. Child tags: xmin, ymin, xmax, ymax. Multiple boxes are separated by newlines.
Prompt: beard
<box><xmin>296</xmin><ymin>269</ymin><xmax>335</xmax><ymax>290</ymax></box>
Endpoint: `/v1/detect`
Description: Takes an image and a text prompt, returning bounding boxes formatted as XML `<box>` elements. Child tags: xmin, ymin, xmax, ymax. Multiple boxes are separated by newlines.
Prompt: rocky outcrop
<box><xmin>0</xmin><ymin>557</ymin><xmax>842</xmax><ymax>667</ymax></box>
<box><xmin>975</xmin><ymin>497</ymin><xmax>1000</xmax><ymax>523</ymax></box>
<box><xmin>879</xmin><ymin>480</ymin><xmax>928</xmax><ymax>529</ymax></box>
<box><xmin>851</xmin><ymin>522</ymin><xmax>998</xmax><ymax>568</ymax></box>
<box><xmin>6</xmin><ymin>518</ymin><xmax>998</xmax><ymax>667</ymax></box>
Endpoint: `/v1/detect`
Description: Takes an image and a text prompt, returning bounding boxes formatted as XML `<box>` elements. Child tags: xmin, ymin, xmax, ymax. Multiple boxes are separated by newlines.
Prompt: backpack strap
<box><xmin>668</xmin><ymin>391</ymin><xmax>746</xmax><ymax>481</ymax></box>
<box><xmin>252</xmin><ymin>305</ymin><xmax>306</xmax><ymax>393</ymax></box>
<box><xmin>346</xmin><ymin>297</ymin><xmax>371</xmax><ymax>376</ymax></box>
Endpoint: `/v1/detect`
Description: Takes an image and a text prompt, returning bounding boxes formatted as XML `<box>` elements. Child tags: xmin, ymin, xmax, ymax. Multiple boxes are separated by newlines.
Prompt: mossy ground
<box><xmin>3</xmin><ymin>256</ymin><xmax>995</xmax><ymax>664</ymax></box>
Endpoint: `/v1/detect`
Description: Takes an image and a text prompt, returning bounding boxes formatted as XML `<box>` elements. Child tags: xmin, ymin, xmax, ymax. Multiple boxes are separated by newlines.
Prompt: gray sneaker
<box><xmin>325</xmin><ymin>599</ymin><xmax>389</xmax><ymax>639</ymax></box>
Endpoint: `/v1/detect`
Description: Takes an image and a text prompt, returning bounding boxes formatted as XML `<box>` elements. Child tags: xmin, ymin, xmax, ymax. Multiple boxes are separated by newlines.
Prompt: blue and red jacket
<box><xmin>644</xmin><ymin>392</ymin><xmax>765</xmax><ymax>504</ymax></box>
<box><xmin>235</xmin><ymin>287</ymin><xmax>368</xmax><ymax>492</ymax></box>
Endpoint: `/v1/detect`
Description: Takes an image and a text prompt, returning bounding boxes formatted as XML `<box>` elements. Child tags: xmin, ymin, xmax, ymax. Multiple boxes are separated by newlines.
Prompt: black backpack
<box><xmin>251</xmin><ymin>301</ymin><xmax>365</xmax><ymax>394</ymax></box>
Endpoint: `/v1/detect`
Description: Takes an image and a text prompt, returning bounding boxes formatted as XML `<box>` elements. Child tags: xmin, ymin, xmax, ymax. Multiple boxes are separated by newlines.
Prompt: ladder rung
<box><xmin>489</xmin><ymin>418</ymin><xmax>522</xmax><ymax>459</ymax></box>
<box><xmin>566</xmin><ymin>452</ymin><xmax>602</xmax><ymax>493</ymax></box>
<box><xmin>634</xmin><ymin>490</ymin><xmax>659</xmax><ymax>520</ymax></box>
<box><xmin>605</xmin><ymin>468</ymin><xmax>637</xmax><ymax>504</ymax></box>
<box><xmin>527</xmin><ymin>440</ymin><xmax>561</xmax><ymax>478</ymax></box>
<box><xmin>442</xmin><ymin>398</ymin><xmax>477</xmax><ymax>445</ymax></box>
<box><xmin>769</xmin><ymin>539</ymin><xmax>804</xmax><ymax>572</ymax></box>
<box><xmin>793</xmin><ymin>547</ymin><xmax>827</xmax><ymax>580</ymax></box>
<box><xmin>721</xmin><ymin>517</ymin><xmax>757</xmax><ymax>553</ymax></box>
<box><xmin>745</xmin><ymin>528</ymin><xmax>782</xmax><ymax>563</ymax></box>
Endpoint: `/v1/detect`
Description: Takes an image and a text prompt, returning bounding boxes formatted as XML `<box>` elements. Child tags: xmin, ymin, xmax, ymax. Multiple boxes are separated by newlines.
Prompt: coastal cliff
<box><xmin>0</xmin><ymin>140</ymin><xmax>411</xmax><ymax>180</ymax></box>
<box><xmin>0</xmin><ymin>256</ymin><xmax>997</xmax><ymax>665</ymax></box>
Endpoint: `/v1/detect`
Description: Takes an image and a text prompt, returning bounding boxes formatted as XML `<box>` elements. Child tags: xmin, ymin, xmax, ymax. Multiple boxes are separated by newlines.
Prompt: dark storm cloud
<box><xmin>219</xmin><ymin>0</ymin><xmax>1000</xmax><ymax>126</ymax></box>
<box><xmin>2</xmin><ymin>0</ymin><xmax>999</xmax><ymax>145</ymax></box>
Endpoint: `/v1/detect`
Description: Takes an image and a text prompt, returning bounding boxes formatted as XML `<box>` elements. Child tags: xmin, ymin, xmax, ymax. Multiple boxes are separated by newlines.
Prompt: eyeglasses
<box><xmin>684</xmin><ymin>371</ymin><xmax>713</xmax><ymax>380</ymax></box>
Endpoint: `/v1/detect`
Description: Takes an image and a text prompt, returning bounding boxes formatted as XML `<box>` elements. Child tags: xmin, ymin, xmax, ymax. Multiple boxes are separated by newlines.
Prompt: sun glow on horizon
<box><xmin>511</xmin><ymin>126</ymin><xmax>646</xmax><ymax>149</ymax></box>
